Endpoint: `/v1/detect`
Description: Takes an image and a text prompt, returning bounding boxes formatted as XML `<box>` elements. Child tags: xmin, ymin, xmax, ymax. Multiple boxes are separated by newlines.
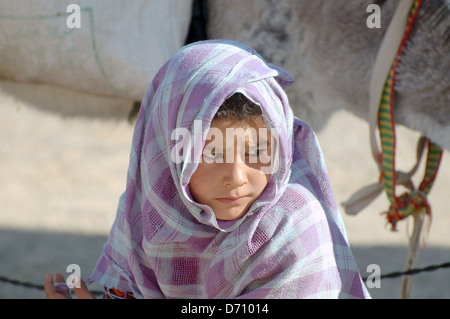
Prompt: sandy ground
<box><xmin>0</xmin><ymin>80</ymin><xmax>449</xmax><ymax>299</ymax></box>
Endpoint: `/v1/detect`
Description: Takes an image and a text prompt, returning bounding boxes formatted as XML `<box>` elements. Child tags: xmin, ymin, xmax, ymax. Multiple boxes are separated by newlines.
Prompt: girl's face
<box><xmin>188</xmin><ymin>116</ymin><xmax>272</xmax><ymax>221</ymax></box>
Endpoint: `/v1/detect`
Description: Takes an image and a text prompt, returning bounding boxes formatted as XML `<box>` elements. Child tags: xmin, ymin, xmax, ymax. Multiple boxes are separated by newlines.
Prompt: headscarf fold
<box><xmin>88</xmin><ymin>40</ymin><xmax>370</xmax><ymax>299</ymax></box>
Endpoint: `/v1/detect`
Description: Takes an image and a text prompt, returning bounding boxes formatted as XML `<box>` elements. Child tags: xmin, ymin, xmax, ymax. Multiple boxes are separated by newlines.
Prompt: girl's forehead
<box><xmin>206</xmin><ymin>116</ymin><xmax>272</xmax><ymax>145</ymax></box>
<box><xmin>210</xmin><ymin>115</ymin><xmax>267</xmax><ymax>130</ymax></box>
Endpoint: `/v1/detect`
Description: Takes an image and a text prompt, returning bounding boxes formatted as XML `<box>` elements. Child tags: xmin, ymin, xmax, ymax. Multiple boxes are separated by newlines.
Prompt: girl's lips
<box><xmin>216</xmin><ymin>196</ymin><xmax>247</xmax><ymax>204</ymax></box>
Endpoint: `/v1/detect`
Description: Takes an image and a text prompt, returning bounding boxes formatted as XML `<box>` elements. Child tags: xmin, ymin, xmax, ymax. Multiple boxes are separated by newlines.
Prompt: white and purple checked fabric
<box><xmin>88</xmin><ymin>40</ymin><xmax>370</xmax><ymax>299</ymax></box>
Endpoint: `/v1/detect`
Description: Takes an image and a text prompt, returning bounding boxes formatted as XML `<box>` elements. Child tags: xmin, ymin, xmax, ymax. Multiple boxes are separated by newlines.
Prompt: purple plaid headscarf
<box><xmin>88</xmin><ymin>40</ymin><xmax>370</xmax><ymax>299</ymax></box>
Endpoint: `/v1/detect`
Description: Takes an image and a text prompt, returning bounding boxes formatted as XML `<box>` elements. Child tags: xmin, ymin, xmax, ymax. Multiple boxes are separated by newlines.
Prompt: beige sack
<box><xmin>0</xmin><ymin>0</ymin><xmax>192</xmax><ymax>100</ymax></box>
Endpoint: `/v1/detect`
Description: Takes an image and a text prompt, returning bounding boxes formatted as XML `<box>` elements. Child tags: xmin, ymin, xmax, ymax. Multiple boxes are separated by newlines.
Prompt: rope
<box><xmin>378</xmin><ymin>0</ymin><xmax>444</xmax><ymax>230</ymax></box>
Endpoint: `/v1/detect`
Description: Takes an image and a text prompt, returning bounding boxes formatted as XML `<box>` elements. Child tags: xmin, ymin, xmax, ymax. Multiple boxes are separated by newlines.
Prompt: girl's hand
<box><xmin>44</xmin><ymin>273</ymin><xmax>95</xmax><ymax>299</ymax></box>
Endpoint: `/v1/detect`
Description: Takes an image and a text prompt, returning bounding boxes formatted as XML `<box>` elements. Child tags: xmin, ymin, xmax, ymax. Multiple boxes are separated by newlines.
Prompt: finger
<box><xmin>54</xmin><ymin>273</ymin><xmax>71</xmax><ymax>299</ymax></box>
<box><xmin>73</xmin><ymin>276</ymin><xmax>95</xmax><ymax>299</ymax></box>
<box><xmin>54</xmin><ymin>273</ymin><xmax>65</xmax><ymax>283</ymax></box>
<box><xmin>44</xmin><ymin>273</ymin><xmax>57</xmax><ymax>298</ymax></box>
<box><xmin>44</xmin><ymin>273</ymin><xmax>69</xmax><ymax>299</ymax></box>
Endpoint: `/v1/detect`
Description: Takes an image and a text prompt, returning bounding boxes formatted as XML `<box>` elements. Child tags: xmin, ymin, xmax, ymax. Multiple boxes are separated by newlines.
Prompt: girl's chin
<box><xmin>213</xmin><ymin>207</ymin><xmax>249</xmax><ymax>221</ymax></box>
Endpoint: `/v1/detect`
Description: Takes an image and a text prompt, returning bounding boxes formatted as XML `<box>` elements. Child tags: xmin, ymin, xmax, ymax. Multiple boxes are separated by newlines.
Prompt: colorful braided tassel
<box><xmin>378</xmin><ymin>0</ymin><xmax>444</xmax><ymax>230</ymax></box>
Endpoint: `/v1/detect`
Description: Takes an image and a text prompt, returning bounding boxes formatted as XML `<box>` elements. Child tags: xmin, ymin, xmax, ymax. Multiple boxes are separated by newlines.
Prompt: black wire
<box><xmin>0</xmin><ymin>275</ymin><xmax>104</xmax><ymax>296</ymax></box>
<box><xmin>360</xmin><ymin>261</ymin><xmax>450</xmax><ymax>281</ymax></box>
<box><xmin>0</xmin><ymin>276</ymin><xmax>45</xmax><ymax>291</ymax></box>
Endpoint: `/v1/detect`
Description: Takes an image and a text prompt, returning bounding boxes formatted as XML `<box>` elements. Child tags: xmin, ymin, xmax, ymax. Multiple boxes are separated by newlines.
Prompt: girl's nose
<box><xmin>222</xmin><ymin>161</ymin><xmax>247</xmax><ymax>187</ymax></box>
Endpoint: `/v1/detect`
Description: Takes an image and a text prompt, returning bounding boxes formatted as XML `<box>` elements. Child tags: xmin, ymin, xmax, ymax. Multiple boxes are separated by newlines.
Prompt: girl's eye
<box><xmin>203</xmin><ymin>152</ymin><xmax>222</xmax><ymax>160</ymax></box>
<box><xmin>246</xmin><ymin>149</ymin><xmax>266</xmax><ymax>157</ymax></box>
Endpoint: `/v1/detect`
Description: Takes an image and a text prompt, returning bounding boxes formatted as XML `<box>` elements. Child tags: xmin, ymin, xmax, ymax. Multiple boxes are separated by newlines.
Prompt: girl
<box><xmin>45</xmin><ymin>40</ymin><xmax>370</xmax><ymax>299</ymax></box>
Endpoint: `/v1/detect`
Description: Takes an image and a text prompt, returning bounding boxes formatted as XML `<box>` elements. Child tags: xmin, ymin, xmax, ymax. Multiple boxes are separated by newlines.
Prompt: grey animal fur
<box><xmin>207</xmin><ymin>0</ymin><xmax>449</xmax><ymax>149</ymax></box>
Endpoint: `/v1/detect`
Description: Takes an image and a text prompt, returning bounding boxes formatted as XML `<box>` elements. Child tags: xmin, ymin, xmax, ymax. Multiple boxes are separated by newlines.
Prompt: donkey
<box><xmin>206</xmin><ymin>0</ymin><xmax>449</xmax><ymax>298</ymax></box>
